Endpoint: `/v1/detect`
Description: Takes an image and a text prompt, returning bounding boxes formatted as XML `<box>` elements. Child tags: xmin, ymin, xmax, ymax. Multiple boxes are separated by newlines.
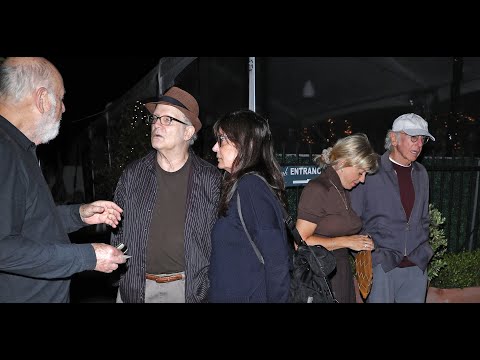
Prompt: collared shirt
<box><xmin>297</xmin><ymin>165</ymin><xmax>362</xmax><ymax>240</ymax></box>
<box><xmin>0</xmin><ymin>115</ymin><xmax>96</xmax><ymax>303</ymax></box>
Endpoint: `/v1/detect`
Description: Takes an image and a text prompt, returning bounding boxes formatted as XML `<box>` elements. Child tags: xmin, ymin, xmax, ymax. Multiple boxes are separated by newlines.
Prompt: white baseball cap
<box><xmin>391</xmin><ymin>113</ymin><xmax>435</xmax><ymax>141</ymax></box>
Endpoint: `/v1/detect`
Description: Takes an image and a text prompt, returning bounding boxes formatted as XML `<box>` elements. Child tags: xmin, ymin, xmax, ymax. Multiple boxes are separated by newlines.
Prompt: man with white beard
<box><xmin>0</xmin><ymin>57</ymin><xmax>127</xmax><ymax>303</ymax></box>
<box><xmin>38</xmin><ymin>90</ymin><xmax>61</xmax><ymax>143</ymax></box>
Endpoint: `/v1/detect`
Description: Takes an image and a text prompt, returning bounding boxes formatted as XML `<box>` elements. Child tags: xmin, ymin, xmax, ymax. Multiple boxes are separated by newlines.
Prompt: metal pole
<box><xmin>105</xmin><ymin>102</ymin><xmax>112</xmax><ymax>168</ymax></box>
<box><xmin>88</xmin><ymin>126</ymin><xmax>96</xmax><ymax>200</ymax></box>
<box><xmin>249</xmin><ymin>57</ymin><xmax>256</xmax><ymax>111</ymax></box>
<box><xmin>447</xmin><ymin>57</ymin><xmax>463</xmax><ymax>156</ymax></box>
<box><xmin>468</xmin><ymin>159</ymin><xmax>480</xmax><ymax>250</ymax></box>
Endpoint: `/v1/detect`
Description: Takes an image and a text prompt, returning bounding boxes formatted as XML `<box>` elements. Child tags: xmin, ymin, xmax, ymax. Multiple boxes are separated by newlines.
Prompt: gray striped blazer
<box><xmin>110</xmin><ymin>150</ymin><xmax>222</xmax><ymax>302</ymax></box>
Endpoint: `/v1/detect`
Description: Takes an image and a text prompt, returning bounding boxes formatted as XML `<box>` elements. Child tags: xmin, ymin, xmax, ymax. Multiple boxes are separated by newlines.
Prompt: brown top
<box><xmin>146</xmin><ymin>156</ymin><xmax>191</xmax><ymax>274</ymax></box>
<box><xmin>297</xmin><ymin>166</ymin><xmax>362</xmax><ymax>238</ymax></box>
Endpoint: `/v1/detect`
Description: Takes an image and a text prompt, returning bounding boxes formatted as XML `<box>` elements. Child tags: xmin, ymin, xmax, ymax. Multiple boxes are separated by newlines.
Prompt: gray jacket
<box><xmin>350</xmin><ymin>151</ymin><xmax>433</xmax><ymax>272</ymax></box>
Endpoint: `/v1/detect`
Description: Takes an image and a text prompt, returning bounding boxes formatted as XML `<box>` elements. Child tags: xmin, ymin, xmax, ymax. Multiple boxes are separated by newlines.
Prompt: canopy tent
<box><xmin>101</xmin><ymin>57</ymin><xmax>197</xmax><ymax>125</ymax></box>
<box><xmin>89</xmin><ymin>56</ymin><xmax>480</xmax><ymax>161</ymax></box>
<box><xmin>98</xmin><ymin>57</ymin><xmax>480</xmax><ymax>130</ymax></box>
<box><xmin>260</xmin><ymin>57</ymin><xmax>480</xmax><ymax>126</ymax></box>
<box><xmin>79</xmin><ymin>57</ymin><xmax>480</xmax><ymax>203</ymax></box>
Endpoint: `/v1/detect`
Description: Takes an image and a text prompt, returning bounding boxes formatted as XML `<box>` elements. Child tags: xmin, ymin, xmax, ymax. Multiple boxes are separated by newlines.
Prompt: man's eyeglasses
<box><xmin>147</xmin><ymin>114</ymin><xmax>189</xmax><ymax>126</ymax></box>
<box><xmin>401</xmin><ymin>132</ymin><xmax>429</xmax><ymax>144</ymax></box>
<box><xmin>216</xmin><ymin>134</ymin><xmax>229</xmax><ymax>146</ymax></box>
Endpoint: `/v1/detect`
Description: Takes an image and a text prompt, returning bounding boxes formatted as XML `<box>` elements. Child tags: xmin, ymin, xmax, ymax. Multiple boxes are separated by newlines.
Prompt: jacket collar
<box><xmin>324</xmin><ymin>165</ymin><xmax>343</xmax><ymax>188</ymax></box>
<box><xmin>145</xmin><ymin>148</ymin><xmax>199</xmax><ymax>172</ymax></box>
<box><xmin>381</xmin><ymin>150</ymin><xmax>419</xmax><ymax>171</ymax></box>
<box><xmin>0</xmin><ymin>115</ymin><xmax>36</xmax><ymax>152</ymax></box>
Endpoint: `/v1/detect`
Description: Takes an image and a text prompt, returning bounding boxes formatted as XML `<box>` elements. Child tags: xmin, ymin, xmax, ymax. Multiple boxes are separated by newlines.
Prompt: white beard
<box><xmin>37</xmin><ymin>96</ymin><xmax>61</xmax><ymax>144</ymax></box>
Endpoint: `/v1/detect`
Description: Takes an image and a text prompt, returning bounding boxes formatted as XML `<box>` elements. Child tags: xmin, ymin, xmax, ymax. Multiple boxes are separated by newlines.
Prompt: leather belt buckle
<box><xmin>146</xmin><ymin>273</ymin><xmax>185</xmax><ymax>283</ymax></box>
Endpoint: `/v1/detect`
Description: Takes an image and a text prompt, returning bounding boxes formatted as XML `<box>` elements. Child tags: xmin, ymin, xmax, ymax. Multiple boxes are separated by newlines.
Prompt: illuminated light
<box><xmin>302</xmin><ymin>80</ymin><xmax>315</xmax><ymax>98</ymax></box>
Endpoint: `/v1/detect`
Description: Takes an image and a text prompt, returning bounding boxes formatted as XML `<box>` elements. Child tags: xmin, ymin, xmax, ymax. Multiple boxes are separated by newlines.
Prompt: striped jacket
<box><xmin>110</xmin><ymin>150</ymin><xmax>221</xmax><ymax>302</ymax></box>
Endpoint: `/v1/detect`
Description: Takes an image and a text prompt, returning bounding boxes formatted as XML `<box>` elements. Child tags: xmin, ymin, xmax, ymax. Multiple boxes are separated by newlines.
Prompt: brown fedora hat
<box><xmin>144</xmin><ymin>86</ymin><xmax>202</xmax><ymax>133</ymax></box>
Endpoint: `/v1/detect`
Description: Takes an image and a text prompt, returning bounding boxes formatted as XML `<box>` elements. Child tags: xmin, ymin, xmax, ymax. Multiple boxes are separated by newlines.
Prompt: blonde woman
<box><xmin>296</xmin><ymin>133</ymin><xmax>378</xmax><ymax>303</ymax></box>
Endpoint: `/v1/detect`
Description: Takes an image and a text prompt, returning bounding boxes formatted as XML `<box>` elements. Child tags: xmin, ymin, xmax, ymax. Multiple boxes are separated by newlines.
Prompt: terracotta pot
<box><xmin>354</xmin><ymin>279</ymin><xmax>480</xmax><ymax>303</ymax></box>
<box><xmin>426</xmin><ymin>286</ymin><xmax>480</xmax><ymax>303</ymax></box>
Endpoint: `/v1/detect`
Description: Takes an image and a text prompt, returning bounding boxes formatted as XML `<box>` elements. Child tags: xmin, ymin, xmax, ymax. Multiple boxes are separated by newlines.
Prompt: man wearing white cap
<box><xmin>351</xmin><ymin>113</ymin><xmax>435</xmax><ymax>303</ymax></box>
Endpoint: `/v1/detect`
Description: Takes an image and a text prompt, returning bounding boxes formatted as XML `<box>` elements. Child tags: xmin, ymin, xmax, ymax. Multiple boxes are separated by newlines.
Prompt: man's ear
<box><xmin>184</xmin><ymin>125</ymin><xmax>195</xmax><ymax>141</ymax></box>
<box><xmin>35</xmin><ymin>87</ymin><xmax>49</xmax><ymax>114</ymax></box>
<box><xmin>389</xmin><ymin>131</ymin><xmax>397</xmax><ymax>146</ymax></box>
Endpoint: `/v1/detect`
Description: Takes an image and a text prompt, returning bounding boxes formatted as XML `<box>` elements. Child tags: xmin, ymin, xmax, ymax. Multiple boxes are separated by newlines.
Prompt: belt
<box><xmin>146</xmin><ymin>273</ymin><xmax>185</xmax><ymax>283</ymax></box>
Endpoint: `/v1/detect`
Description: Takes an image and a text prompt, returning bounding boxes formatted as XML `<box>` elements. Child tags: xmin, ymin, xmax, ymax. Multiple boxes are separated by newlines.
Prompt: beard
<box><xmin>37</xmin><ymin>95</ymin><xmax>61</xmax><ymax>144</ymax></box>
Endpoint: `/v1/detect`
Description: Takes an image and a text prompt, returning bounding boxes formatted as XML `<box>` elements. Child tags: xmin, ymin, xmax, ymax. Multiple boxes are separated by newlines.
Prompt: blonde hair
<box><xmin>314</xmin><ymin>133</ymin><xmax>379</xmax><ymax>174</ymax></box>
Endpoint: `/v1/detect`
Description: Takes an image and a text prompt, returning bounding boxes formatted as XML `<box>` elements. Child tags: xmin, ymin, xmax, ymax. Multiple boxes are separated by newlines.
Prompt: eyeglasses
<box><xmin>147</xmin><ymin>114</ymin><xmax>189</xmax><ymax>126</ymax></box>
<box><xmin>216</xmin><ymin>134</ymin><xmax>229</xmax><ymax>146</ymax></box>
<box><xmin>401</xmin><ymin>132</ymin><xmax>429</xmax><ymax>144</ymax></box>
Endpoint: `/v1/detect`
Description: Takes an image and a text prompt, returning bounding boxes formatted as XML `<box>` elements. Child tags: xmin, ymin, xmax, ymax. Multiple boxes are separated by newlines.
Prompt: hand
<box><xmin>350</xmin><ymin>234</ymin><xmax>375</xmax><ymax>252</ymax></box>
<box><xmin>80</xmin><ymin>200</ymin><xmax>123</xmax><ymax>228</ymax></box>
<box><xmin>91</xmin><ymin>243</ymin><xmax>127</xmax><ymax>273</ymax></box>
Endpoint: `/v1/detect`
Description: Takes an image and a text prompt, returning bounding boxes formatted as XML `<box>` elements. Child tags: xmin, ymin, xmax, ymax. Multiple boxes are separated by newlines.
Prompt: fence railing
<box><xmin>279</xmin><ymin>153</ymin><xmax>480</xmax><ymax>253</ymax></box>
<box><xmin>423</xmin><ymin>156</ymin><xmax>480</xmax><ymax>252</ymax></box>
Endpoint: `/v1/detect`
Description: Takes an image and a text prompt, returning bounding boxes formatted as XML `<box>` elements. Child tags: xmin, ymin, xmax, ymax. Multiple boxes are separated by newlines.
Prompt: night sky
<box><xmin>33</xmin><ymin>56</ymin><xmax>160</xmax><ymax>169</ymax></box>
<box><xmin>47</xmin><ymin>56</ymin><xmax>160</xmax><ymax>124</ymax></box>
<box><xmin>36</xmin><ymin>56</ymin><xmax>159</xmax><ymax>153</ymax></box>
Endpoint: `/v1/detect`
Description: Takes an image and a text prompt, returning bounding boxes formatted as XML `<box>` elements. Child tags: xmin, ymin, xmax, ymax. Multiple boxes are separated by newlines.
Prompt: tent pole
<box><xmin>249</xmin><ymin>57</ymin><xmax>256</xmax><ymax>111</ymax></box>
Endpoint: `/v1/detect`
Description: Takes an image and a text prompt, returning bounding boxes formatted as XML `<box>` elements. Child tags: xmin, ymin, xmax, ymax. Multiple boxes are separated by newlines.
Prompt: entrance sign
<box><xmin>282</xmin><ymin>165</ymin><xmax>322</xmax><ymax>187</ymax></box>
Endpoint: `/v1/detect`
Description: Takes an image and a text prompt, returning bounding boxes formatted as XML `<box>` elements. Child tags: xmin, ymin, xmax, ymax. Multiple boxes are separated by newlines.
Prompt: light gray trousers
<box><xmin>116</xmin><ymin>272</ymin><xmax>186</xmax><ymax>303</ymax></box>
<box><xmin>366</xmin><ymin>264</ymin><xmax>428</xmax><ymax>303</ymax></box>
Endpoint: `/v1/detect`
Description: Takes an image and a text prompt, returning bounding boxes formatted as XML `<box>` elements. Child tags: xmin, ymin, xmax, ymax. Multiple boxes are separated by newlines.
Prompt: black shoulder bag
<box><xmin>236</xmin><ymin>173</ymin><xmax>338</xmax><ymax>303</ymax></box>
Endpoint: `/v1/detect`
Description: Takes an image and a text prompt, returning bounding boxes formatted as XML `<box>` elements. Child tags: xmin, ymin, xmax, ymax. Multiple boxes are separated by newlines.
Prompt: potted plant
<box><xmin>427</xmin><ymin>204</ymin><xmax>448</xmax><ymax>283</ymax></box>
<box><xmin>426</xmin><ymin>205</ymin><xmax>480</xmax><ymax>303</ymax></box>
<box><xmin>426</xmin><ymin>249</ymin><xmax>480</xmax><ymax>303</ymax></box>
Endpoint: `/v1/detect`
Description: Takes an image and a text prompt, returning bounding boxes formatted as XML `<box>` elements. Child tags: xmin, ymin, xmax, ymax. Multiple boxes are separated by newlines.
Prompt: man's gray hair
<box><xmin>384</xmin><ymin>130</ymin><xmax>401</xmax><ymax>151</ymax></box>
<box><xmin>0</xmin><ymin>57</ymin><xmax>56</xmax><ymax>103</ymax></box>
<box><xmin>182</xmin><ymin>114</ymin><xmax>197</xmax><ymax>146</ymax></box>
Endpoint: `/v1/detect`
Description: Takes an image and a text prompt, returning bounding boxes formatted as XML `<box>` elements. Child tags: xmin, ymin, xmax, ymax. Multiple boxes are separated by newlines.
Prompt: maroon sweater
<box><xmin>391</xmin><ymin>161</ymin><xmax>416</xmax><ymax>267</ymax></box>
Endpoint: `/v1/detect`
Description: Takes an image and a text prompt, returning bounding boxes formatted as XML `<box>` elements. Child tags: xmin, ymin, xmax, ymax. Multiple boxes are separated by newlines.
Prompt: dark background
<box><xmin>45</xmin><ymin>56</ymin><xmax>159</xmax><ymax>144</ymax></box>
<box><xmin>44</xmin><ymin>56</ymin><xmax>160</xmax><ymax>302</ymax></box>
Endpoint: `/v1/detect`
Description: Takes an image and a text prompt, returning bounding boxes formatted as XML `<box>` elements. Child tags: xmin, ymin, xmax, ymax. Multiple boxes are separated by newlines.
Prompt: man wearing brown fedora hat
<box><xmin>110</xmin><ymin>86</ymin><xmax>222</xmax><ymax>303</ymax></box>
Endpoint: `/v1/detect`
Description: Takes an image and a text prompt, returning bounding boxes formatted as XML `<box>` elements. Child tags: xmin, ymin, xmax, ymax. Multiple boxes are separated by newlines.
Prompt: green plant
<box><xmin>94</xmin><ymin>102</ymin><xmax>151</xmax><ymax>200</ymax></box>
<box><xmin>427</xmin><ymin>204</ymin><xmax>448</xmax><ymax>282</ymax></box>
<box><xmin>430</xmin><ymin>249</ymin><xmax>480</xmax><ymax>288</ymax></box>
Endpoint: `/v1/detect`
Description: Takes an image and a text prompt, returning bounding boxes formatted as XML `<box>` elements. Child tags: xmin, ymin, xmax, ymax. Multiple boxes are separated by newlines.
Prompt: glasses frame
<box><xmin>148</xmin><ymin>114</ymin><xmax>190</xmax><ymax>127</ymax></box>
<box><xmin>216</xmin><ymin>134</ymin><xmax>229</xmax><ymax>147</ymax></box>
<box><xmin>401</xmin><ymin>132</ymin><xmax>429</xmax><ymax>144</ymax></box>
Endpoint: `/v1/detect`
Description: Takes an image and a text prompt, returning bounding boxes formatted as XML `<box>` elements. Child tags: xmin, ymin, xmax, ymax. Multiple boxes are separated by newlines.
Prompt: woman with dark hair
<box><xmin>208</xmin><ymin>109</ymin><xmax>291</xmax><ymax>303</ymax></box>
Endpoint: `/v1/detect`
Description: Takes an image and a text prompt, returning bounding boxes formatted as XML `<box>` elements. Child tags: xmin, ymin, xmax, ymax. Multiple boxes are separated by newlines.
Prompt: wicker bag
<box><xmin>355</xmin><ymin>250</ymin><xmax>373</xmax><ymax>300</ymax></box>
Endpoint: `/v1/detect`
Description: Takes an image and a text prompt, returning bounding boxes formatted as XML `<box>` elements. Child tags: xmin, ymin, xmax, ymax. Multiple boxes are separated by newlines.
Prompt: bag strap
<box><xmin>237</xmin><ymin>192</ymin><xmax>265</xmax><ymax>265</ymax></box>
<box><xmin>249</xmin><ymin>173</ymin><xmax>305</xmax><ymax>247</ymax></box>
<box><xmin>237</xmin><ymin>173</ymin><xmax>337</xmax><ymax>302</ymax></box>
